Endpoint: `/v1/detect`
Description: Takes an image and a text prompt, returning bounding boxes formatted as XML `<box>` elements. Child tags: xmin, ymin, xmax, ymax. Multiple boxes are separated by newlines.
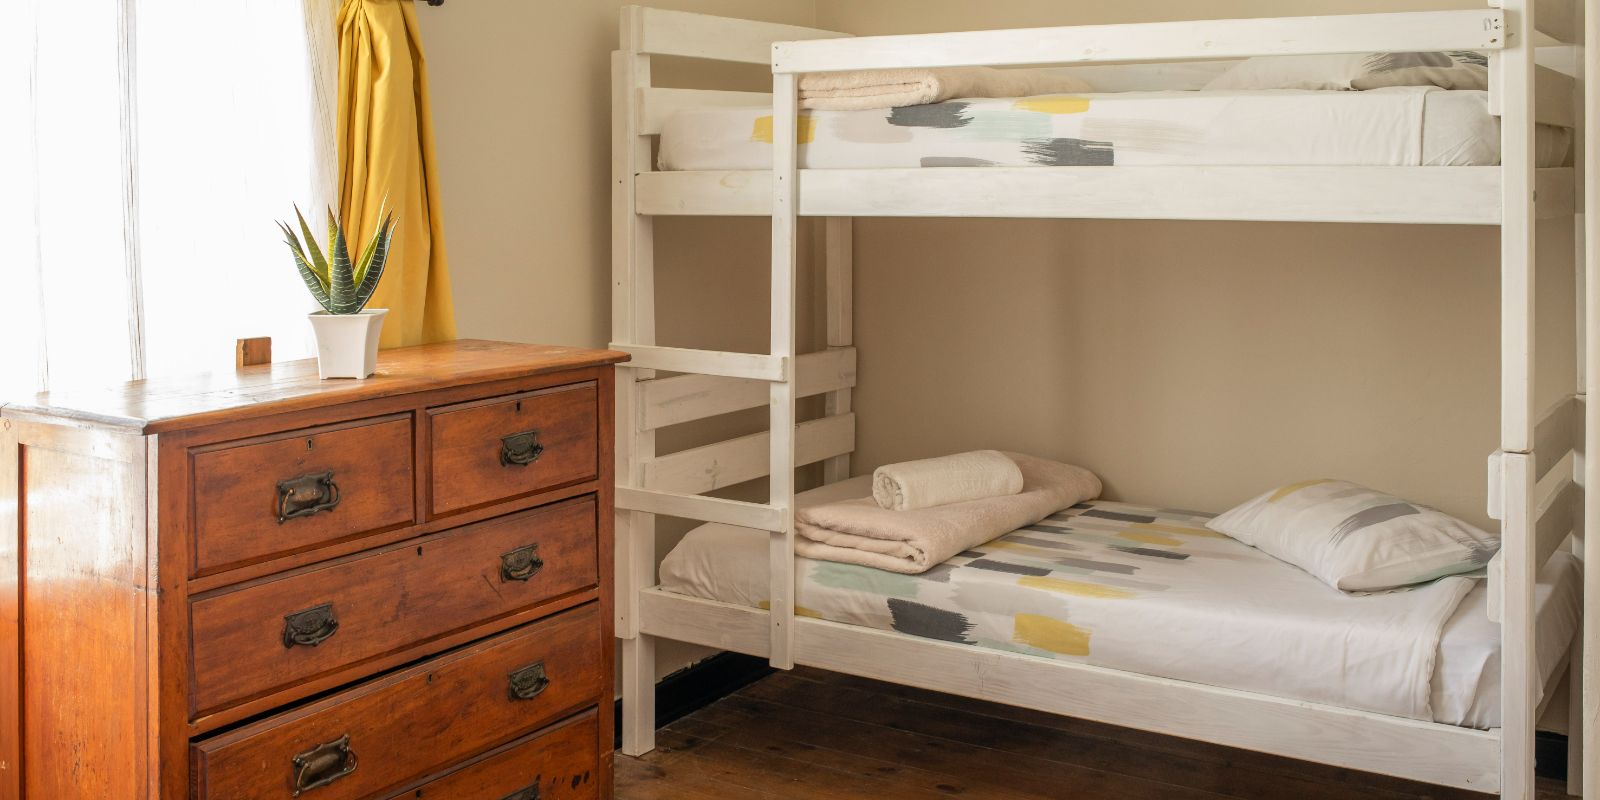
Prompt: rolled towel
<box><xmin>798</xmin><ymin>453</ymin><xmax>1101</xmax><ymax>574</ymax></box>
<box><xmin>798</xmin><ymin>67</ymin><xmax>1093</xmax><ymax>111</ymax></box>
<box><xmin>872</xmin><ymin>450</ymin><xmax>1024</xmax><ymax>511</ymax></box>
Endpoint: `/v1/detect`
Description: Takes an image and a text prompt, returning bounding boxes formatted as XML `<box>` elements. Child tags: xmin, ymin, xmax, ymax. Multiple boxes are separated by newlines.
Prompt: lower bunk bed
<box><xmin>639</xmin><ymin>476</ymin><xmax>1582</xmax><ymax>793</ymax></box>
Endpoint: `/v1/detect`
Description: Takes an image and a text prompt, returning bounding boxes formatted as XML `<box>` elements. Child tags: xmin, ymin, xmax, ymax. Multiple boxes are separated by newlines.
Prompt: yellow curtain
<box><xmin>336</xmin><ymin>0</ymin><xmax>456</xmax><ymax>347</ymax></box>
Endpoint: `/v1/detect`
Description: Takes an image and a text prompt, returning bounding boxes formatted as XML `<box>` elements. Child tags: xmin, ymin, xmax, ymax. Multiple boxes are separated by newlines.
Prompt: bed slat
<box><xmin>642</xmin><ymin>413</ymin><xmax>856</xmax><ymax>495</ymax></box>
<box><xmin>625</xmin><ymin>5</ymin><xmax>847</xmax><ymax>65</ymax></box>
<box><xmin>1533</xmin><ymin>394</ymin><xmax>1584</xmax><ymax>480</ymax></box>
<box><xmin>639</xmin><ymin>347</ymin><xmax>855</xmax><ymax>431</ymax></box>
<box><xmin>612</xmin><ymin>344</ymin><xmax>787</xmax><ymax>381</ymax></box>
<box><xmin>639</xmin><ymin>88</ymin><xmax>770</xmax><ymax>136</ymax></box>
<box><xmin>1535</xmin><ymin>476</ymin><xmax>1581</xmax><ymax>568</ymax></box>
<box><xmin>636</xmin><ymin>589</ymin><xmax>1503</xmax><ymax>793</ymax></box>
<box><xmin>772</xmin><ymin>10</ymin><xmax>1503</xmax><ymax>73</ymax></box>
<box><xmin>1535</xmin><ymin>64</ymin><xmax>1577</xmax><ymax>128</ymax></box>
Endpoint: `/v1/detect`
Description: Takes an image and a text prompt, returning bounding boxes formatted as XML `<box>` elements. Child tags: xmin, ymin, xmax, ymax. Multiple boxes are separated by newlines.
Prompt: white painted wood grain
<box><xmin>641</xmin><ymin>413</ymin><xmax>855</xmax><ymax>495</ymax></box>
<box><xmin>638</xmin><ymin>167</ymin><xmax>1527</xmax><ymax>225</ymax></box>
<box><xmin>1583</xmin><ymin>1</ymin><xmax>1598</xmax><ymax>793</ymax></box>
<box><xmin>629</xmin><ymin>5</ymin><xmax>846</xmax><ymax>65</ymax></box>
<box><xmin>1534</xmin><ymin>395</ymin><xmax>1583</xmax><ymax>479</ymax></box>
<box><xmin>823</xmin><ymin>217</ymin><xmax>855</xmax><ymax>484</ymax></box>
<box><xmin>767</xmin><ymin>71</ymin><xmax>800</xmax><ymax>671</ymax></box>
<box><xmin>638</xmin><ymin>347</ymin><xmax>855</xmax><ymax>431</ymax></box>
<box><xmin>772</xmin><ymin>10</ymin><xmax>1504</xmax><ymax>73</ymax></box>
<box><xmin>1536</xmin><ymin>64</ymin><xmax>1578</xmax><ymax>128</ymax></box>
<box><xmin>635</xmin><ymin>589</ymin><xmax>1503</xmax><ymax>793</ymax></box>
<box><xmin>616</xmin><ymin>487</ymin><xmax>785</xmax><ymax>532</ymax></box>
<box><xmin>612</xmin><ymin>344</ymin><xmax>787</xmax><ymax>382</ymax></box>
<box><xmin>1500</xmin><ymin>450</ymin><xmax>1538</xmax><ymax>800</ymax></box>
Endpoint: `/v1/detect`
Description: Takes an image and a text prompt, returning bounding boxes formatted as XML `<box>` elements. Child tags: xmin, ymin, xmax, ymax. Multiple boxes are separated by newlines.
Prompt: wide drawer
<box><xmin>189</xmin><ymin>495</ymin><xmax>597</xmax><ymax>715</ymax></box>
<box><xmin>428</xmin><ymin>382</ymin><xmax>598</xmax><ymax>517</ymax></box>
<box><xmin>190</xmin><ymin>415</ymin><xmax>415</xmax><ymax>575</ymax></box>
<box><xmin>387</xmin><ymin>711</ymin><xmax>599</xmax><ymax>799</ymax></box>
<box><xmin>191</xmin><ymin>604</ymin><xmax>603</xmax><ymax>800</ymax></box>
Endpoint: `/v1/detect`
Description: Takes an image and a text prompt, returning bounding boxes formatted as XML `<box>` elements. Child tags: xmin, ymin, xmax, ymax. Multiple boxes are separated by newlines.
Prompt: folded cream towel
<box><xmin>797</xmin><ymin>453</ymin><xmax>1101</xmax><ymax>574</ymax></box>
<box><xmin>798</xmin><ymin>67</ymin><xmax>1094</xmax><ymax>111</ymax></box>
<box><xmin>872</xmin><ymin>450</ymin><xmax>1023</xmax><ymax>511</ymax></box>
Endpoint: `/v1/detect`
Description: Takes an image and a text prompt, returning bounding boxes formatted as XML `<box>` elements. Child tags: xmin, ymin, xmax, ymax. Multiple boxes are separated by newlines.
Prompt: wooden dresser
<box><xmin>0</xmin><ymin>340</ymin><xmax>628</xmax><ymax>800</ymax></box>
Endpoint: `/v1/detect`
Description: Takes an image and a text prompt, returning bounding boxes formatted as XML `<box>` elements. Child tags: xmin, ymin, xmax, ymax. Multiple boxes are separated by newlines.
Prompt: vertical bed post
<box><xmin>1585</xmin><ymin>0</ymin><xmax>1600</xmax><ymax>791</ymax></box>
<box><xmin>1495</xmin><ymin>1</ymin><xmax>1539</xmax><ymax>798</ymax></box>
<box><xmin>768</xmin><ymin>69</ymin><xmax>800</xmax><ymax>670</ymax></box>
<box><xmin>823</xmin><ymin>217</ymin><xmax>854</xmax><ymax>484</ymax></box>
<box><xmin>612</xmin><ymin>10</ymin><xmax>659</xmax><ymax>756</ymax></box>
<box><xmin>1572</xmin><ymin>3</ymin><xmax>1591</xmax><ymax>795</ymax></box>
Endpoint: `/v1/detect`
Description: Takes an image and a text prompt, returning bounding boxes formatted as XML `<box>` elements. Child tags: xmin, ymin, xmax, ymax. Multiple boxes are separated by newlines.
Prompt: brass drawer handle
<box><xmin>291</xmin><ymin>733</ymin><xmax>357</xmax><ymax>796</ymax></box>
<box><xmin>500</xmin><ymin>430</ymin><xmax>544</xmax><ymax>467</ymax></box>
<box><xmin>499</xmin><ymin>544</ymin><xmax>543</xmax><ymax>583</ymax></box>
<box><xmin>283</xmin><ymin>603</ymin><xmax>339</xmax><ymax>648</ymax></box>
<box><xmin>277</xmin><ymin>470</ymin><xmax>340</xmax><ymax>523</ymax></box>
<box><xmin>507</xmin><ymin>661</ymin><xmax>549</xmax><ymax>701</ymax></box>
<box><xmin>501</xmin><ymin>782</ymin><xmax>541</xmax><ymax>800</ymax></box>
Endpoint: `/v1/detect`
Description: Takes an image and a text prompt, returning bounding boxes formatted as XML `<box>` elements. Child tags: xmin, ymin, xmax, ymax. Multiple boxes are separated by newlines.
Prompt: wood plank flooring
<box><xmin>617</xmin><ymin>666</ymin><xmax>1573</xmax><ymax>800</ymax></box>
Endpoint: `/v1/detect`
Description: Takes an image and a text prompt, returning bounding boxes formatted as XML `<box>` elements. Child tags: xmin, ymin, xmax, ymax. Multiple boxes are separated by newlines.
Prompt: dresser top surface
<box><xmin>1</xmin><ymin>339</ymin><xmax>629</xmax><ymax>435</ymax></box>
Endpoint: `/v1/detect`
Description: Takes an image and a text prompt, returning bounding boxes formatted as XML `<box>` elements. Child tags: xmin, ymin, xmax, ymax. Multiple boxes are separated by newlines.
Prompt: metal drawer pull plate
<box><xmin>501</xmin><ymin>782</ymin><xmax>541</xmax><ymax>800</ymax></box>
<box><xmin>507</xmin><ymin>661</ymin><xmax>549</xmax><ymax>701</ymax></box>
<box><xmin>290</xmin><ymin>733</ymin><xmax>357</xmax><ymax>796</ymax></box>
<box><xmin>277</xmin><ymin>470</ymin><xmax>340</xmax><ymax>523</ymax></box>
<box><xmin>283</xmin><ymin>602</ymin><xmax>339</xmax><ymax>648</ymax></box>
<box><xmin>499</xmin><ymin>543</ymin><xmax>543</xmax><ymax>583</ymax></box>
<box><xmin>500</xmin><ymin>429</ymin><xmax>544</xmax><ymax>467</ymax></box>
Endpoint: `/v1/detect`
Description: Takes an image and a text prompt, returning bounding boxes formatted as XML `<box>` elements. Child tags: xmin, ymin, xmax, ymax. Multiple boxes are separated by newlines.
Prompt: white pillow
<box><xmin>1202</xmin><ymin>51</ymin><xmax>1488</xmax><ymax>92</ymax></box>
<box><xmin>1206</xmin><ymin>479</ymin><xmax>1499</xmax><ymax>592</ymax></box>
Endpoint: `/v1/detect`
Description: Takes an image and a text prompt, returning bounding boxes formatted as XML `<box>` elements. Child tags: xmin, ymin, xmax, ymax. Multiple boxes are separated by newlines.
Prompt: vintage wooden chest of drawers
<box><xmin>0</xmin><ymin>340</ymin><xmax>627</xmax><ymax>799</ymax></box>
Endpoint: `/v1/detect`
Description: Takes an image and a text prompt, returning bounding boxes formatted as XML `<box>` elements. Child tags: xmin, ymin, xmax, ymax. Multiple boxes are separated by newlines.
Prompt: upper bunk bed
<box><xmin>621</xmin><ymin>5</ymin><xmax>1581</xmax><ymax>225</ymax></box>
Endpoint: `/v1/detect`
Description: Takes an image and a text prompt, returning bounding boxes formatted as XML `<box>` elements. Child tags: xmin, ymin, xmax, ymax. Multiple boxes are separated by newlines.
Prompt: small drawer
<box><xmin>428</xmin><ymin>382</ymin><xmax>598</xmax><ymax>517</ymax></box>
<box><xmin>191</xmin><ymin>604</ymin><xmax>603</xmax><ymax>800</ymax></box>
<box><xmin>388</xmin><ymin>712</ymin><xmax>599</xmax><ymax>799</ymax></box>
<box><xmin>189</xmin><ymin>495</ymin><xmax>597</xmax><ymax>715</ymax></box>
<box><xmin>190</xmin><ymin>415</ymin><xmax>415</xmax><ymax>575</ymax></box>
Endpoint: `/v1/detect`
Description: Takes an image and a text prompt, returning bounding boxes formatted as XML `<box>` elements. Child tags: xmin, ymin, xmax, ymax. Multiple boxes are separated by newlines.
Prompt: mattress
<box><xmin>658</xmin><ymin>86</ymin><xmax>1570</xmax><ymax>171</ymax></box>
<box><xmin>658</xmin><ymin>476</ymin><xmax>1582</xmax><ymax>729</ymax></box>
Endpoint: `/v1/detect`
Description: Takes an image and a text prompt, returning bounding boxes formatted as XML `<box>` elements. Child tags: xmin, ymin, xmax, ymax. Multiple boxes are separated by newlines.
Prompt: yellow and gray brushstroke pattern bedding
<box><xmin>658</xmin><ymin>477</ymin><xmax>1581</xmax><ymax>728</ymax></box>
<box><xmin>658</xmin><ymin>86</ymin><xmax>1570</xmax><ymax>171</ymax></box>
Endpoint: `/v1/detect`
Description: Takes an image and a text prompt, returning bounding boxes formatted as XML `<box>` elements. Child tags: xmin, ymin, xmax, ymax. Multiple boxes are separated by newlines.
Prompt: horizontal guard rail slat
<box><xmin>772</xmin><ymin>10</ymin><xmax>1505</xmax><ymax>73</ymax></box>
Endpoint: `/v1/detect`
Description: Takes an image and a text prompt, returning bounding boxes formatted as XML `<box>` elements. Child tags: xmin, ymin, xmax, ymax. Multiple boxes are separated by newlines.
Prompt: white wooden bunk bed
<box><xmin>609</xmin><ymin>4</ymin><xmax>1596</xmax><ymax>798</ymax></box>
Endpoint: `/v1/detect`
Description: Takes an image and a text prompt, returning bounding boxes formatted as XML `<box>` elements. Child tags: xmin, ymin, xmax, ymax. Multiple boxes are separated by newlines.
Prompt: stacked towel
<box><xmin>872</xmin><ymin>450</ymin><xmax>1023</xmax><ymax>510</ymax></box>
<box><xmin>798</xmin><ymin>67</ymin><xmax>1094</xmax><ymax>111</ymax></box>
<box><xmin>797</xmin><ymin>453</ymin><xmax>1102</xmax><ymax>574</ymax></box>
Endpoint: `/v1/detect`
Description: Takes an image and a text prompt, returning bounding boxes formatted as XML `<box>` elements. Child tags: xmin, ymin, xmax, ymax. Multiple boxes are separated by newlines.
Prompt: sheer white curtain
<box><xmin>1</xmin><ymin>0</ymin><xmax>339</xmax><ymax>400</ymax></box>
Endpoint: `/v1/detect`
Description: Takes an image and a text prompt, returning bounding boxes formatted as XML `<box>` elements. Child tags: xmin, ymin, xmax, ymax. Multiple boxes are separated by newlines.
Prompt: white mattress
<box><xmin>659</xmin><ymin>476</ymin><xmax>1582</xmax><ymax>729</ymax></box>
<box><xmin>659</xmin><ymin>87</ymin><xmax>1570</xmax><ymax>171</ymax></box>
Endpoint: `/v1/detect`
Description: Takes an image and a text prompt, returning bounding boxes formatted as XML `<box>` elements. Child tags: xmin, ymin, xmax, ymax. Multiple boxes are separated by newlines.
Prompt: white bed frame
<box><xmin>609</xmin><ymin>4</ymin><xmax>1595</xmax><ymax>797</ymax></box>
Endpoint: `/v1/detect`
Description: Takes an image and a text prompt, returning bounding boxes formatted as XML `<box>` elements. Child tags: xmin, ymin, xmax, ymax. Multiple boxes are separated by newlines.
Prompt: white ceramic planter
<box><xmin>307</xmin><ymin>309</ymin><xmax>388</xmax><ymax>379</ymax></box>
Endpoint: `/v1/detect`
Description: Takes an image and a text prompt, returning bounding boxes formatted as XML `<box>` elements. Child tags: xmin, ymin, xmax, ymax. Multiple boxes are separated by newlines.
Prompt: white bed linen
<box><xmin>658</xmin><ymin>477</ymin><xmax>1581</xmax><ymax>728</ymax></box>
<box><xmin>658</xmin><ymin>87</ymin><xmax>1569</xmax><ymax>171</ymax></box>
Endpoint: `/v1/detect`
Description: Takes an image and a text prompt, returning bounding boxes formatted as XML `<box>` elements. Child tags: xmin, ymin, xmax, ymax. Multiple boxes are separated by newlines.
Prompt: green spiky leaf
<box><xmin>280</xmin><ymin>225</ymin><xmax>334</xmax><ymax>312</ymax></box>
<box><xmin>353</xmin><ymin>202</ymin><xmax>387</xmax><ymax>286</ymax></box>
<box><xmin>350</xmin><ymin>213</ymin><xmax>397</xmax><ymax>313</ymax></box>
<box><xmin>293</xmin><ymin>205</ymin><xmax>329</xmax><ymax>285</ymax></box>
<box><xmin>328</xmin><ymin>207</ymin><xmax>357</xmax><ymax>313</ymax></box>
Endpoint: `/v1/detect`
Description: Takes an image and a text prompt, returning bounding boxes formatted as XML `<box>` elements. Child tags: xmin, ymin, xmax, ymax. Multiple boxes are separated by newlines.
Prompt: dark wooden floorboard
<box><xmin>617</xmin><ymin>667</ymin><xmax>1573</xmax><ymax>800</ymax></box>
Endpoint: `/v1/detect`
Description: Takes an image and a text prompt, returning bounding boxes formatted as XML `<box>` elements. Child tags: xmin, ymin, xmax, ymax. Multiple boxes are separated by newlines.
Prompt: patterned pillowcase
<box><xmin>1206</xmin><ymin>479</ymin><xmax>1499</xmax><ymax>592</ymax></box>
<box><xmin>1203</xmin><ymin>51</ymin><xmax>1488</xmax><ymax>92</ymax></box>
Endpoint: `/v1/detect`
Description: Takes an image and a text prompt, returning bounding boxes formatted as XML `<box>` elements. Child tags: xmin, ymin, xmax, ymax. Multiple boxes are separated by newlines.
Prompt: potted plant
<box><xmin>278</xmin><ymin>206</ymin><xmax>397</xmax><ymax>379</ymax></box>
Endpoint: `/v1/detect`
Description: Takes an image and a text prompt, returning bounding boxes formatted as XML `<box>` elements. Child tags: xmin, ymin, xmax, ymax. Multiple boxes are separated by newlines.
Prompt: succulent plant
<box><xmin>277</xmin><ymin>205</ymin><xmax>397</xmax><ymax>314</ymax></box>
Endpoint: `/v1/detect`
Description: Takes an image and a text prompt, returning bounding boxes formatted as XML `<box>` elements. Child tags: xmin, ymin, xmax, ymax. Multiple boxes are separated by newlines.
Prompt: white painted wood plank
<box><xmin>1534</xmin><ymin>394</ymin><xmax>1583</xmax><ymax>479</ymax></box>
<box><xmin>773</xmin><ymin>10</ymin><xmax>1504</xmax><ymax>73</ymax></box>
<box><xmin>638</xmin><ymin>347</ymin><xmax>856</xmax><ymax>431</ymax></box>
<box><xmin>634</xmin><ymin>590</ymin><xmax>1502</xmax><ymax>793</ymax></box>
<box><xmin>823</xmin><ymin>217</ymin><xmax>854</xmax><ymax>484</ymax></box>
<box><xmin>639</xmin><ymin>87</ymin><xmax>769</xmax><ymax>136</ymax></box>
<box><xmin>1534</xmin><ymin>475</ymin><xmax>1580</xmax><ymax>567</ymax></box>
<box><xmin>612</xmin><ymin>344</ymin><xmax>787</xmax><ymax>382</ymax></box>
<box><xmin>1583</xmin><ymin>0</ymin><xmax>1598</xmax><ymax>792</ymax></box>
<box><xmin>1536</xmin><ymin>64</ymin><xmax>1578</xmax><ymax>128</ymax></box>
<box><xmin>1504</xmin><ymin>3</ymin><xmax>1540</xmax><ymax>459</ymax></box>
<box><xmin>616</xmin><ymin>487</ymin><xmax>785</xmax><ymax>532</ymax></box>
<box><xmin>630</xmin><ymin>5</ymin><xmax>846</xmax><ymax>65</ymax></box>
<box><xmin>768</xmin><ymin>71</ymin><xmax>800</xmax><ymax>671</ymax></box>
<box><xmin>642</xmin><ymin>413</ymin><xmax>856</xmax><ymax>495</ymax></box>
<box><xmin>1534</xmin><ymin>0</ymin><xmax>1577</xmax><ymax>44</ymax></box>
<box><xmin>638</xmin><ymin>167</ymin><xmax>1515</xmax><ymax>225</ymax></box>
<box><xmin>1500</xmin><ymin>450</ymin><xmax>1538</xmax><ymax>800</ymax></box>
